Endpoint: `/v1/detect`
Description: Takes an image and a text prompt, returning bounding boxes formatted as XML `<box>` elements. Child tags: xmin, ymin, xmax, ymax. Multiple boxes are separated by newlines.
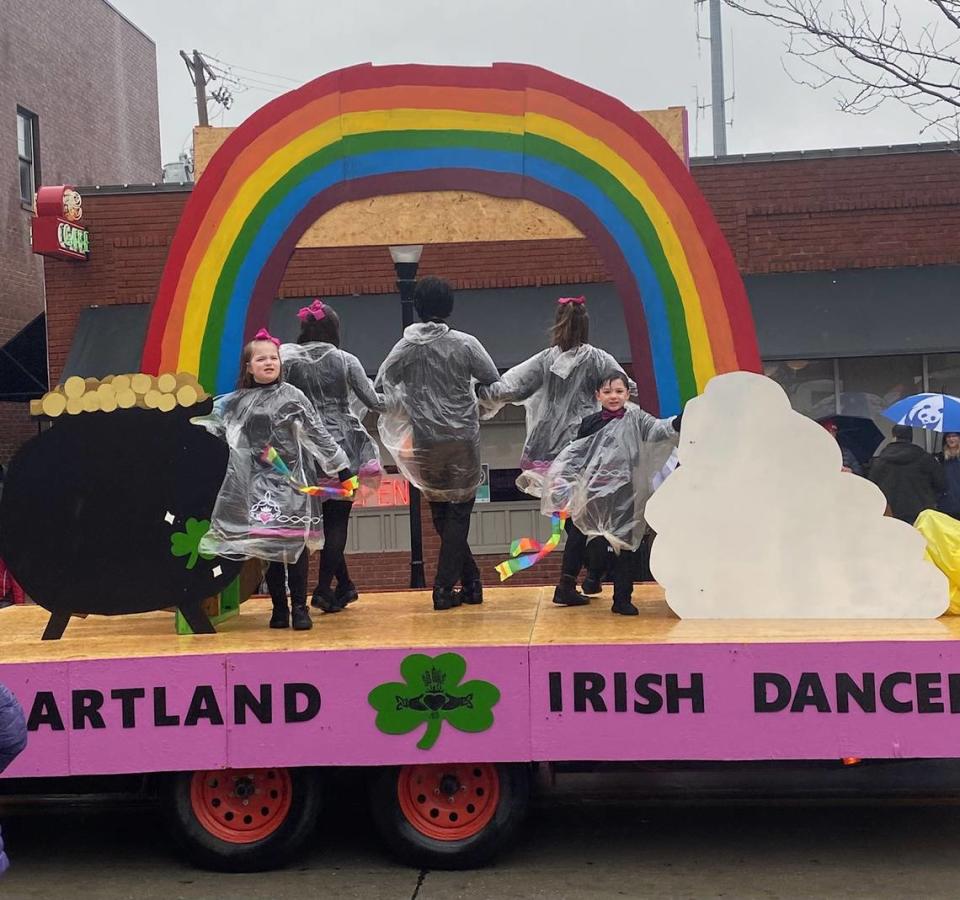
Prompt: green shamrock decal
<box><xmin>170</xmin><ymin>517</ymin><xmax>215</xmax><ymax>570</ymax></box>
<box><xmin>368</xmin><ymin>652</ymin><xmax>500</xmax><ymax>750</ymax></box>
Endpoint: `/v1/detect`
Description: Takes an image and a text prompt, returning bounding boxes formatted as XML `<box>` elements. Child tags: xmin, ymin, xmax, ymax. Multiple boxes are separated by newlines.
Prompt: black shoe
<box><xmin>581</xmin><ymin>574</ymin><xmax>603</xmax><ymax>595</ymax></box>
<box><xmin>611</xmin><ymin>598</ymin><xmax>639</xmax><ymax>616</ymax></box>
<box><xmin>433</xmin><ymin>586</ymin><xmax>462</xmax><ymax>611</ymax></box>
<box><xmin>335</xmin><ymin>580</ymin><xmax>359</xmax><ymax>606</ymax></box>
<box><xmin>311</xmin><ymin>587</ymin><xmax>342</xmax><ymax>613</ymax></box>
<box><xmin>269</xmin><ymin>603</ymin><xmax>290</xmax><ymax>629</ymax></box>
<box><xmin>457</xmin><ymin>580</ymin><xmax>484</xmax><ymax>605</ymax></box>
<box><xmin>552</xmin><ymin>582</ymin><xmax>590</xmax><ymax>607</ymax></box>
<box><xmin>291</xmin><ymin>603</ymin><xmax>313</xmax><ymax>630</ymax></box>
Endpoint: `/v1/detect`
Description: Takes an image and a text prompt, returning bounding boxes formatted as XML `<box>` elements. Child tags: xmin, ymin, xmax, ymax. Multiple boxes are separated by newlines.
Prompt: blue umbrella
<box><xmin>882</xmin><ymin>392</ymin><xmax>960</xmax><ymax>433</ymax></box>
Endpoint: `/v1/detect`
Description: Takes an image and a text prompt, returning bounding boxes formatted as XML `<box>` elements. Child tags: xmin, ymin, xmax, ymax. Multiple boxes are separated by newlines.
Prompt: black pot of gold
<box><xmin>0</xmin><ymin>373</ymin><xmax>242</xmax><ymax>639</ymax></box>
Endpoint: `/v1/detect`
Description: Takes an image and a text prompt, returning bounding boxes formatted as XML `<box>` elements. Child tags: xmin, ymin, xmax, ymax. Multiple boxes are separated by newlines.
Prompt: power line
<box><xmin>202</xmin><ymin>53</ymin><xmax>301</xmax><ymax>85</ymax></box>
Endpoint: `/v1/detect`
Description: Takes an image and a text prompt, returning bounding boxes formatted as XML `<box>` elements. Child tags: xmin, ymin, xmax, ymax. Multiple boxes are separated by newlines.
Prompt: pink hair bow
<box><xmin>253</xmin><ymin>328</ymin><xmax>280</xmax><ymax>347</ymax></box>
<box><xmin>557</xmin><ymin>295</ymin><xmax>586</xmax><ymax>306</ymax></box>
<box><xmin>297</xmin><ymin>298</ymin><xmax>326</xmax><ymax>322</ymax></box>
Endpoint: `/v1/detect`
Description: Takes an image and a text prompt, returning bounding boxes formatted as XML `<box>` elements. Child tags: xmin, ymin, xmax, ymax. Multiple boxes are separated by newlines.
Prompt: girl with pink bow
<box><xmin>193</xmin><ymin>328</ymin><xmax>350</xmax><ymax>631</ymax></box>
<box><xmin>281</xmin><ymin>299</ymin><xmax>384</xmax><ymax>612</ymax></box>
<box><xmin>477</xmin><ymin>296</ymin><xmax>637</xmax><ymax>498</ymax></box>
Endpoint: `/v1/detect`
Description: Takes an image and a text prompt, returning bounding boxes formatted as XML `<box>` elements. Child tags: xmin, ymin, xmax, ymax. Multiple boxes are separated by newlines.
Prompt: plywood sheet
<box><xmin>529</xmin><ymin>584</ymin><xmax>960</xmax><ymax>645</ymax></box>
<box><xmin>0</xmin><ymin>590</ymin><xmax>543</xmax><ymax>664</ymax></box>
<box><xmin>190</xmin><ymin>107</ymin><xmax>686</xmax><ymax>248</ymax></box>
<box><xmin>4</xmin><ymin>585</ymin><xmax>960</xmax><ymax>667</ymax></box>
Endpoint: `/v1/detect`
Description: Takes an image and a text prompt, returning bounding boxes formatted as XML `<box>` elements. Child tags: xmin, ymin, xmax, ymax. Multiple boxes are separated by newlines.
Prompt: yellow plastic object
<box><xmin>916</xmin><ymin>509</ymin><xmax>960</xmax><ymax>614</ymax></box>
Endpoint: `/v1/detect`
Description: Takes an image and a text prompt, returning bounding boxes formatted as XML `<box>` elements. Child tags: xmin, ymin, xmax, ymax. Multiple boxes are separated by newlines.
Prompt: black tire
<box><xmin>163</xmin><ymin>767</ymin><xmax>321</xmax><ymax>872</ymax></box>
<box><xmin>368</xmin><ymin>763</ymin><xmax>530</xmax><ymax>869</ymax></box>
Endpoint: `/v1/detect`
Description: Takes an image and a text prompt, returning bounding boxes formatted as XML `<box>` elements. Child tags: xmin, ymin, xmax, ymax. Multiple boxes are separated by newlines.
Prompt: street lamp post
<box><xmin>389</xmin><ymin>244</ymin><xmax>426</xmax><ymax>589</ymax></box>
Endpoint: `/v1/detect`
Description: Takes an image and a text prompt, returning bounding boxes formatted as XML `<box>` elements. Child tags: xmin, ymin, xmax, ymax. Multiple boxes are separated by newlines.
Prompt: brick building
<box><xmin>34</xmin><ymin>142</ymin><xmax>960</xmax><ymax>591</ymax></box>
<box><xmin>0</xmin><ymin>0</ymin><xmax>160</xmax><ymax>462</ymax></box>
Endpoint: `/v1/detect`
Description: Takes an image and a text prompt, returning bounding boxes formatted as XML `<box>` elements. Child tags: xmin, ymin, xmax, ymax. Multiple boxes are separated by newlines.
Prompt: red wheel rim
<box><xmin>397</xmin><ymin>763</ymin><xmax>500</xmax><ymax>841</ymax></box>
<box><xmin>189</xmin><ymin>768</ymin><xmax>293</xmax><ymax>844</ymax></box>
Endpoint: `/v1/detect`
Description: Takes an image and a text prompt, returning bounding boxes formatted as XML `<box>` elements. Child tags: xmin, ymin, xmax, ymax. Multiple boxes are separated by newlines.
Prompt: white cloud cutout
<box><xmin>646</xmin><ymin>372</ymin><xmax>948</xmax><ymax>618</ymax></box>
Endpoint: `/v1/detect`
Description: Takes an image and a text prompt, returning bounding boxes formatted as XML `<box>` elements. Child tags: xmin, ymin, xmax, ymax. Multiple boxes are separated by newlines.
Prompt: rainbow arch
<box><xmin>141</xmin><ymin>63</ymin><xmax>760</xmax><ymax>414</ymax></box>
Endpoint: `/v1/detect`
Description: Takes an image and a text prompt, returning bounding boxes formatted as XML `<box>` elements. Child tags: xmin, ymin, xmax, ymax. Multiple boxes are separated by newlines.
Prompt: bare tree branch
<box><xmin>723</xmin><ymin>0</ymin><xmax>960</xmax><ymax>136</ymax></box>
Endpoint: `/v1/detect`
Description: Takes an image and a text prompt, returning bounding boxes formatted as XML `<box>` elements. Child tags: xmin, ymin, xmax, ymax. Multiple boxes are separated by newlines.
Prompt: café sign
<box><xmin>31</xmin><ymin>185</ymin><xmax>90</xmax><ymax>261</ymax></box>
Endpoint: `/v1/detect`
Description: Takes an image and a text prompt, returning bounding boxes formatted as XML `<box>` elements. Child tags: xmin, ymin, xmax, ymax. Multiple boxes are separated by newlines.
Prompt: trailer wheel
<box><xmin>164</xmin><ymin>767</ymin><xmax>320</xmax><ymax>872</ymax></box>
<box><xmin>369</xmin><ymin>763</ymin><xmax>530</xmax><ymax>869</ymax></box>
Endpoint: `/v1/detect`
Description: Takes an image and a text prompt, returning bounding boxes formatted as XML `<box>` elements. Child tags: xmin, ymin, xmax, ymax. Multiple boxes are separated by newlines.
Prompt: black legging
<box><xmin>266</xmin><ymin>548</ymin><xmax>309</xmax><ymax>607</ymax></box>
<box><xmin>561</xmin><ymin>520</ymin><xmax>635</xmax><ymax>602</ymax></box>
<box><xmin>316</xmin><ymin>499</ymin><xmax>353</xmax><ymax>593</ymax></box>
<box><xmin>430</xmin><ymin>499</ymin><xmax>480</xmax><ymax>589</ymax></box>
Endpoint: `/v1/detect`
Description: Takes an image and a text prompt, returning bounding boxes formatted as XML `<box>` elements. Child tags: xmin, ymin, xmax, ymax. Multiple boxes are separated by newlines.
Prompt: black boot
<box><xmin>611</xmin><ymin>596</ymin><xmax>639</xmax><ymax>616</ymax></box>
<box><xmin>433</xmin><ymin>586</ymin><xmax>462</xmax><ymax>611</ymax></box>
<box><xmin>335</xmin><ymin>580</ymin><xmax>359</xmax><ymax>606</ymax></box>
<box><xmin>311</xmin><ymin>586</ymin><xmax>341</xmax><ymax>613</ymax></box>
<box><xmin>269</xmin><ymin>598</ymin><xmax>290</xmax><ymax>629</ymax></box>
<box><xmin>552</xmin><ymin>575</ymin><xmax>590</xmax><ymax>606</ymax></box>
<box><xmin>457</xmin><ymin>580</ymin><xmax>484</xmax><ymax>605</ymax></box>
<box><xmin>291</xmin><ymin>600</ymin><xmax>313</xmax><ymax>630</ymax></box>
<box><xmin>581</xmin><ymin>572</ymin><xmax>603</xmax><ymax>595</ymax></box>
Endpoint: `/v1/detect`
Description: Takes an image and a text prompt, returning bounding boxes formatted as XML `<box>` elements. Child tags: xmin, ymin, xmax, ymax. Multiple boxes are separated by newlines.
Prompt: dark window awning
<box><xmin>269</xmin><ymin>282</ymin><xmax>630</xmax><ymax>375</ymax></box>
<box><xmin>0</xmin><ymin>314</ymin><xmax>48</xmax><ymax>401</ymax></box>
<box><xmin>745</xmin><ymin>265</ymin><xmax>960</xmax><ymax>359</ymax></box>
<box><xmin>56</xmin><ymin>266</ymin><xmax>960</xmax><ymax>387</ymax></box>
<box><xmin>61</xmin><ymin>304</ymin><xmax>150</xmax><ymax>379</ymax></box>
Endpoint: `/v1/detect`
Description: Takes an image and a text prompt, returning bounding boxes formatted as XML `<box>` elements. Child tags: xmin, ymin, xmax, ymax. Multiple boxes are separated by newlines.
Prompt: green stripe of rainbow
<box><xmin>141</xmin><ymin>64</ymin><xmax>759</xmax><ymax>414</ymax></box>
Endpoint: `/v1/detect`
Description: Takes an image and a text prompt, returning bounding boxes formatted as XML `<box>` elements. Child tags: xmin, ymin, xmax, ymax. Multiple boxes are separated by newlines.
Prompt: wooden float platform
<box><xmin>3</xmin><ymin>584</ymin><xmax>960</xmax><ymax>665</ymax></box>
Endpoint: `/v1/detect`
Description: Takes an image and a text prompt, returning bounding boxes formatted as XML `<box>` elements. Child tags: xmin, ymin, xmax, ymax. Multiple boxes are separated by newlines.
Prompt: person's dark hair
<box><xmin>237</xmin><ymin>338</ymin><xmax>283</xmax><ymax>390</ymax></box>
<box><xmin>413</xmin><ymin>276</ymin><xmax>454</xmax><ymax>322</ymax></box>
<box><xmin>298</xmin><ymin>301</ymin><xmax>341</xmax><ymax>347</ymax></box>
<box><xmin>596</xmin><ymin>369</ymin><xmax>629</xmax><ymax>392</ymax></box>
<box><xmin>550</xmin><ymin>299</ymin><xmax>589</xmax><ymax>352</ymax></box>
<box><xmin>892</xmin><ymin>424</ymin><xmax>914</xmax><ymax>442</ymax></box>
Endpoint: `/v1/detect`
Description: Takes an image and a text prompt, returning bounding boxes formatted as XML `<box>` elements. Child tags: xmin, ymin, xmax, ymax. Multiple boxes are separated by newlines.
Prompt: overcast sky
<box><xmin>111</xmin><ymin>0</ymin><xmax>935</xmax><ymax>166</ymax></box>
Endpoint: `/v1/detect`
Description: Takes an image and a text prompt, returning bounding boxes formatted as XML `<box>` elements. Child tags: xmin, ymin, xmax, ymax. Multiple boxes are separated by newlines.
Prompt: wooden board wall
<box><xmin>191</xmin><ymin>107</ymin><xmax>687</xmax><ymax>248</ymax></box>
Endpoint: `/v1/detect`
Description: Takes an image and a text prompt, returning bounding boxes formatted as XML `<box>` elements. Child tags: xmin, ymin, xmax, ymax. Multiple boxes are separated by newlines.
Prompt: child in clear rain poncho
<box><xmin>194</xmin><ymin>330</ymin><xmax>350</xmax><ymax>631</ymax></box>
<box><xmin>543</xmin><ymin>370</ymin><xmax>680</xmax><ymax>615</ymax></box>
<box><xmin>376</xmin><ymin>277</ymin><xmax>500</xmax><ymax>611</ymax></box>
<box><xmin>281</xmin><ymin>299</ymin><xmax>384</xmax><ymax>613</ymax></box>
<box><xmin>478</xmin><ymin>296</ymin><xmax>636</xmax><ymax>499</ymax></box>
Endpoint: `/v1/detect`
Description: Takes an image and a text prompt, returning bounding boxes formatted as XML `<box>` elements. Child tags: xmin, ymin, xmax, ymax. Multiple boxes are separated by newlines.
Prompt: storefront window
<box><xmin>763</xmin><ymin>359</ymin><xmax>836</xmax><ymax>418</ymax></box>
<box><xmin>927</xmin><ymin>353</ymin><xmax>960</xmax><ymax>398</ymax></box>
<box><xmin>838</xmin><ymin>355</ymin><xmax>924</xmax><ymax>444</ymax></box>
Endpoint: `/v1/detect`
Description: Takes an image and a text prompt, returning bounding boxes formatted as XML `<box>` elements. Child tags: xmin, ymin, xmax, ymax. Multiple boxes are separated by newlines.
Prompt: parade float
<box><xmin>1</xmin><ymin>63</ymin><xmax>955</xmax><ymax>873</ymax></box>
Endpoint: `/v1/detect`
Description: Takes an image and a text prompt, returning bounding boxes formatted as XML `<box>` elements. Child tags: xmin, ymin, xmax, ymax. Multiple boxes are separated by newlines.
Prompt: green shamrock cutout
<box><xmin>368</xmin><ymin>652</ymin><xmax>500</xmax><ymax>750</ymax></box>
<box><xmin>170</xmin><ymin>517</ymin><xmax>215</xmax><ymax>570</ymax></box>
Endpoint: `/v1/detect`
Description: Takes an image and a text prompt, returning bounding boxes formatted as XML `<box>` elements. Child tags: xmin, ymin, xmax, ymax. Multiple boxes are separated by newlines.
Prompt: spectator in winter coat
<box><xmin>0</xmin><ymin>683</ymin><xmax>27</xmax><ymax>875</ymax></box>
<box><xmin>936</xmin><ymin>432</ymin><xmax>960</xmax><ymax>519</ymax></box>
<box><xmin>869</xmin><ymin>425</ymin><xmax>947</xmax><ymax>524</ymax></box>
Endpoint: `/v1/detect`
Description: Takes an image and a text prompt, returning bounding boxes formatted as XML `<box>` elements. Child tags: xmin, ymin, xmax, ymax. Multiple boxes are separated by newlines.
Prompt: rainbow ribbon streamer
<box><xmin>495</xmin><ymin>511</ymin><xmax>568</xmax><ymax>582</ymax></box>
<box><xmin>261</xmin><ymin>445</ymin><xmax>359</xmax><ymax>498</ymax></box>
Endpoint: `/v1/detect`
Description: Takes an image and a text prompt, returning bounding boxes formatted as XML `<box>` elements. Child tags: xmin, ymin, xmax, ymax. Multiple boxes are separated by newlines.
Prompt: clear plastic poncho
<box><xmin>280</xmin><ymin>341</ymin><xmax>384</xmax><ymax>487</ymax></box>
<box><xmin>375</xmin><ymin>322</ymin><xmax>500</xmax><ymax>502</ymax></box>
<box><xmin>478</xmin><ymin>344</ymin><xmax>637</xmax><ymax>497</ymax></box>
<box><xmin>193</xmin><ymin>382</ymin><xmax>349</xmax><ymax>563</ymax></box>
<box><xmin>542</xmin><ymin>406</ymin><xmax>679</xmax><ymax>552</ymax></box>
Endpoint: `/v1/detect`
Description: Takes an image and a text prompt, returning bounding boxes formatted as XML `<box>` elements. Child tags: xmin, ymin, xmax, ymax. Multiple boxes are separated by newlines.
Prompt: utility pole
<box><xmin>708</xmin><ymin>0</ymin><xmax>728</xmax><ymax>155</ymax></box>
<box><xmin>180</xmin><ymin>49</ymin><xmax>216</xmax><ymax>127</ymax></box>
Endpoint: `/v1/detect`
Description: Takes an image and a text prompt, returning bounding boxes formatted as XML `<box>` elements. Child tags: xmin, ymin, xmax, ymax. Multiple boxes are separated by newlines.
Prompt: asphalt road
<box><xmin>3</xmin><ymin>781</ymin><xmax>960</xmax><ymax>900</ymax></box>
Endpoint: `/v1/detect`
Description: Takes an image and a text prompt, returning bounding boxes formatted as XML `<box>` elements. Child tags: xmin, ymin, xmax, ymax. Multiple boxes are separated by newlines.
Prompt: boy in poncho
<box><xmin>544</xmin><ymin>371</ymin><xmax>681</xmax><ymax>615</ymax></box>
